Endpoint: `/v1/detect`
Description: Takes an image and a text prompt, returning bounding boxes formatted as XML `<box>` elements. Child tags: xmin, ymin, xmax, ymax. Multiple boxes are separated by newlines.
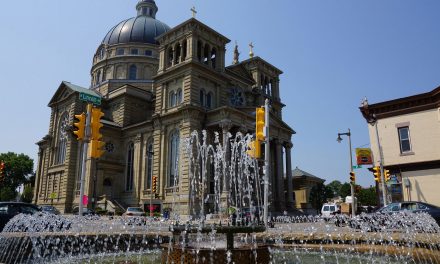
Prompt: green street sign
<box><xmin>79</xmin><ymin>92</ymin><xmax>101</xmax><ymax>106</ymax></box>
<box><xmin>352</xmin><ymin>165</ymin><xmax>362</xmax><ymax>169</ymax></box>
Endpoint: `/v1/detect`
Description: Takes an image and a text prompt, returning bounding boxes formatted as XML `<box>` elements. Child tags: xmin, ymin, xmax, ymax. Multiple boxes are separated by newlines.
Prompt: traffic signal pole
<box><xmin>347</xmin><ymin>129</ymin><xmax>355</xmax><ymax>218</ymax></box>
<box><xmin>263</xmin><ymin>98</ymin><xmax>270</xmax><ymax>226</ymax></box>
<box><xmin>374</xmin><ymin>122</ymin><xmax>387</xmax><ymax>206</ymax></box>
<box><xmin>79</xmin><ymin>104</ymin><xmax>92</xmax><ymax>216</ymax></box>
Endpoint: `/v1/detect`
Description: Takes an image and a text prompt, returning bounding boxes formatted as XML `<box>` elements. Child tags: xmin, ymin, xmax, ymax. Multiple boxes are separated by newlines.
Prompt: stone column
<box><xmin>284</xmin><ymin>141</ymin><xmax>294</xmax><ymax>209</ymax></box>
<box><xmin>275</xmin><ymin>139</ymin><xmax>285</xmax><ymax>211</ymax></box>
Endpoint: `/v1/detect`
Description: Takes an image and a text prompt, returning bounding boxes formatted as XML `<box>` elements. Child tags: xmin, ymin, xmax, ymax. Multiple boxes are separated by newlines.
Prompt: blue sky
<box><xmin>1</xmin><ymin>1</ymin><xmax>439</xmax><ymax>187</ymax></box>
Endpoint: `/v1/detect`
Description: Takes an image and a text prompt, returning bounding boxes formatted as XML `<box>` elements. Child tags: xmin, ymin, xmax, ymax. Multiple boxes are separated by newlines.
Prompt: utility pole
<box><xmin>374</xmin><ymin>121</ymin><xmax>387</xmax><ymax>206</ymax></box>
<box><xmin>263</xmin><ymin>98</ymin><xmax>270</xmax><ymax>226</ymax></box>
<box><xmin>79</xmin><ymin>104</ymin><xmax>92</xmax><ymax>216</ymax></box>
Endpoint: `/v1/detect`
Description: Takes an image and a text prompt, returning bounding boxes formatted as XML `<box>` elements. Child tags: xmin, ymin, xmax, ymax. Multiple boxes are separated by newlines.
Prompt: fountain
<box><xmin>1</xmin><ymin>131</ymin><xmax>440</xmax><ymax>263</ymax></box>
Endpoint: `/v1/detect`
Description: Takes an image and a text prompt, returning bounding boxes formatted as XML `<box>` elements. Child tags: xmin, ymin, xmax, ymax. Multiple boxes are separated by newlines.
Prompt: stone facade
<box><xmin>34</xmin><ymin>1</ymin><xmax>295</xmax><ymax>214</ymax></box>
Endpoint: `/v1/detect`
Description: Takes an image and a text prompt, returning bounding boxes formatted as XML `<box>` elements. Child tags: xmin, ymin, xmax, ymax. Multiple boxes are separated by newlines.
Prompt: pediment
<box><xmin>48</xmin><ymin>81</ymin><xmax>100</xmax><ymax>107</ymax></box>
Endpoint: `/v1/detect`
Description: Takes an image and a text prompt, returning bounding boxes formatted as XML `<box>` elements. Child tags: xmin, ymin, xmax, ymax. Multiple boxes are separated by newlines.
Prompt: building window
<box><xmin>126</xmin><ymin>142</ymin><xmax>134</xmax><ymax>191</ymax></box>
<box><xmin>131</xmin><ymin>49</ymin><xmax>138</xmax><ymax>55</ymax></box>
<box><xmin>145</xmin><ymin>50</ymin><xmax>152</xmax><ymax>56</ymax></box>
<box><xmin>398</xmin><ymin>127</ymin><xmax>412</xmax><ymax>153</ymax></box>
<box><xmin>177</xmin><ymin>89</ymin><xmax>182</xmax><ymax>104</ymax></box>
<box><xmin>129</xmin><ymin>65</ymin><xmax>137</xmax><ymax>80</ymax></box>
<box><xmin>169</xmin><ymin>91</ymin><xmax>176</xmax><ymax>107</ymax></box>
<box><xmin>206</xmin><ymin>92</ymin><xmax>212</xmax><ymax>109</ymax></box>
<box><xmin>116</xmin><ymin>48</ymin><xmax>124</xmax><ymax>56</ymax></box>
<box><xmin>200</xmin><ymin>89</ymin><xmax>205</xmax><ymax>106</ymax></box>
<box><xmin>168</xmin><ymin>131</ymin><xmax>180</xmax><ymax>187</ymax></box>
<box><xmin>55</xmin><ymin>113</ymin><xmax>69</xmax><ymax>165</ymax></box>
<box><xmin>146</xmin><ymin>143</ymin><xmax>153</xmax><ymax>189</ymax></box>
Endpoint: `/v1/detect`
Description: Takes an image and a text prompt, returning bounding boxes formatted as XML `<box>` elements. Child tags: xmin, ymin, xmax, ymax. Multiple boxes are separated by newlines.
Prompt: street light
<box><xmin>337</xmin><ymin>128</ymin><xmax>355</xmax><ymax>217</ymax></box>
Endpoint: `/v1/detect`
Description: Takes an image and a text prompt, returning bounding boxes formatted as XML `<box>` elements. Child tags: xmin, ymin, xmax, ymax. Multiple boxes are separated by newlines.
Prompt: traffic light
<box><xmin>384</xmin><ymin>169</ymin><xmax>391</xmax><ymax>182</ymax></box>
<box><xmin>90</xmin><ymin>107</ymin><xmax>105</xmax><ymax>158</ymax></box>
<box><xmin>73</xmin><ymin>113</ymin><xmax>86</xmax><ymax>140</ymax></box>
<box><xmin>349</xmin><ymin>171</ymin><xmax>355</xmax><ymax>183</ymax></box>
<box><xmin>246</xmin><ymin>140</ymin><xmax>262</xmax><ymax>159</ymax></box>
<box><xmin>90</xmin><ymin>140</ymin><xmax>105</xmax><ymax>159</ymax></box>
<box><xmin>255</xmin><ymin>107</ymin><xmax>265</xmax><ymax>141</ymax></box>
<box><xmin>373</xmin><ymin>166</ymin><xmax>381</xmax><ymax>182</ymax></box>
<box><xmin>152</xmin><ymin>176</ymin><xmax>157</xmax><ymax>193</ymax></box>
<box><xmin>90</xmin><ymin>107</ymin><xmax>104</xmax><ymax>141</ymax></box>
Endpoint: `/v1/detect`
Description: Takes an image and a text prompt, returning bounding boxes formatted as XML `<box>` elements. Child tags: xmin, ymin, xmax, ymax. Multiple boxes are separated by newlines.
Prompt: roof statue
<box><xmin>249</xmin><ymin>42</ymin><xmax>254</xmax><ymax>58</ymax></box>
<box><xmin>233</xmin><ymin>41</ymin><xmax>240</xmax><ymax>64</ymax></box>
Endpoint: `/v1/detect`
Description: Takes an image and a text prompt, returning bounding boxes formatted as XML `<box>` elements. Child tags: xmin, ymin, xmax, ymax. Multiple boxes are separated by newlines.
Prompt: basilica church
<box><xmin>34</xmin><ymin>0</ymin><xmax>295</xmax><ymax>214</ymax></box>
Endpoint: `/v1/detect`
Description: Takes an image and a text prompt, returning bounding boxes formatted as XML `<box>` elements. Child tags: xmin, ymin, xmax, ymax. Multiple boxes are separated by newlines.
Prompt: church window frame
<box><xmin>200</xmin><ymin>89</ymin><xmax>205</xmax><ymax>107</ymax></box>
<box><xmin>130</xmin><ymin>49</ymin><xmax>139</xmax><ymax>55</ymax></box>
<box><xmin>55</xmin><ymin>112</ymin><xmax>69</xmax><ymax>165</ymax></box>
<box><xmin>144</xmin><ymin>50</ymin><xmax>153</xmax><ymax>56</ymax></box>
<box><xmin>129</xmin><ymin>64</ymin><xmax>137</xmax><ymax>80</ymax></box>
<box><xmin>116</xmin><ymin>48</ymin><xmax>125</xmax><ymax>56</ymax></box>
<box><xmin>168</xmin><ymin>130</ymin><xmax>180</xmax><ymax>187</ymax></box>
<box><xmin>206</xmin><ymin>92</ymin><xmax>212</xmax><ymax>109</ymax></box>
<box><xmin>177</xmin><ymin>88</ymin><xmax>182</xmax><ymax>104</ymax></box>
<box><xmin>125</xmin><ymin>142</ymin><xmax>135</xmax><ymax>191</ymax></box>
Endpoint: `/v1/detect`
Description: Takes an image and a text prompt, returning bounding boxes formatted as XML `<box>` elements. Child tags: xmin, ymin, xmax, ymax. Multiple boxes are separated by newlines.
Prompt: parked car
<box><xmin>321</xmin><ymin>203</ymin><xmax>340</xmax><ymax>218</ymax></box>
<box><xmin>376</xmin><ymin>201</ymin><xmax>440</xmax><ymax>224</ymax></box>
<box><xmin>0</xmin><ymin>202</ymin><xmax>41</xmax><ymax>231</ymax></box>
<box><xmin>72</xmin><ymin>207</ymin><xmax>96</xmax><ymax>216</ymax></box>
<box><xmin>123</xmin><ymin>207</ymin><xmax>145</xmax><ymax>217</ymax></box>
<box><xmin>40</xmin><ymin>205</ymin><xmax>60</xmax><ymax>215</ymax></box>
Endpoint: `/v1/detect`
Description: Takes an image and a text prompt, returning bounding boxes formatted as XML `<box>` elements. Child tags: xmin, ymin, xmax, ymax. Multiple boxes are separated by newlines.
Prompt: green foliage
<box><xmin>326</xmin><ymin>180</ymin><xmax>343</xmax><ymax>197</ymax></box>
<box><xmin>309</xmin><ymin>183</ymin><xmax>333</xmax><ymax>214</ymax></box>
<box><xmin>0</xmin><ymin>152</ymin><xmax>34</xmax><ymax>191</ymax></box>
<box><xmin>340</xmin><ymin>182</ymin><xmax>352</xmax><ymax>198</ymax></box>
<box><xmin>0</xmin><ymin>187</ymin><xmax>17</xmax><ymax>201</ymax></box>
<box><xmin>357</xmin><ymin>186</ymin><xmax>377</xmax><ymax>206</ymax></box>
<box><xmin>21</xmin><ymin>185</ymin><xmax>34</xmax><ymax>203</ymax></box>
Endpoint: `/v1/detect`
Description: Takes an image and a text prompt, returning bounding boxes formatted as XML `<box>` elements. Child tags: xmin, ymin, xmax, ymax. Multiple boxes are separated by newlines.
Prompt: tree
<box><xmin>340</xmin><ymin>182</ymin><xmax>352</xmax><ymax>198</ymax></box>
<box><xmin>357</xmin><ymin>186</ymin><xmax>377</xmax><ymax>206</ymax></box>
<box><xmin>21</xmin><ymin>184</ymin><xmax>34</xmax><ymax>203</ymax></box>
<box><xmin>309</xmin><ymin>183</ymin><xmax>333</xmax><ymax>214</ymax></box>
<box><xmin>326</xmin><ymin>180</ymin><xmax>343</xmax><ymax>198</ymax></box>
<box><xmin>0</xmin><ymin>152</ymin><xmax>34</xmax><ymax>202</ymax></box>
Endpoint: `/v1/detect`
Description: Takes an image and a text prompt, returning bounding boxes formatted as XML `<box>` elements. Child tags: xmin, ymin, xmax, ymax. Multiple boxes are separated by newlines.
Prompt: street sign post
<box><xmin>79</xmin><ymin>92</ymin><xmax>101</xmax><ymax>106</ymax></box>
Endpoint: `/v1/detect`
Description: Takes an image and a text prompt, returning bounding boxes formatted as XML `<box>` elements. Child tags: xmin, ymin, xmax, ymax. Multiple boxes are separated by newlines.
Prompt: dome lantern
<box><xmin>136</xmin><ymin>0</ymin><xmax>158</xmax><ymax>18</ymax></box>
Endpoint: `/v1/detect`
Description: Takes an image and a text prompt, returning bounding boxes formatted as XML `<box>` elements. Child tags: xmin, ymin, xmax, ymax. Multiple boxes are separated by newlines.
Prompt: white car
<box><xmin>123</xmin><ymin>207</ymin><xmax>145</xmax><ymax>217</ymax></box>
<box><xmin>321</xmin><ymin>203</ymin><xmax>340</xmax><ymax>218</ymax></box>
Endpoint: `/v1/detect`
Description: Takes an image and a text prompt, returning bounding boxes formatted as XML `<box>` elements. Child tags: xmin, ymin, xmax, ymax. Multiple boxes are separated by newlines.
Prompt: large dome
<box><xmin>102</xmin><ymin>0</ymin><xmax>170</xmax><ymax>45</ymax></box>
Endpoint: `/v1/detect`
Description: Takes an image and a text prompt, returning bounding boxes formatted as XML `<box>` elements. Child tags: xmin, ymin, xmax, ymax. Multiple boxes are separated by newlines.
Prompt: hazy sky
<box><xmin>1</xmin><ymin>1</ymin><xmax>439</xmax><ymax>187</ymax></box>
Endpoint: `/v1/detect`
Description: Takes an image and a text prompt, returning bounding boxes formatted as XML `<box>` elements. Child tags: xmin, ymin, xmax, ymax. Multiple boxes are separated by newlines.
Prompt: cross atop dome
<box><xmin>136</xmin><ymin>0</ymin><xmax>158</xmax><ymax>18</ymax></box>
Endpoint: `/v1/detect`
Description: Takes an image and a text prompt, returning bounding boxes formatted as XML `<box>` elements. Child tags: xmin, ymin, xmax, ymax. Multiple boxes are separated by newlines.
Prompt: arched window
<box><xmin>174</xmin><ymin>43</ymin><xmax>181</xmax><ymax>64</ymax></box>
<box><xmin>146</xmin><ymin>142</ymin><xmax>153</xmax><ymax>189</ymax></box>
<box><xmin>126</xmin><ymin>142</ymin><xmax>134</xmax><ymax>191</ymax></box>
<box><xmin>129</xmin><ymin>65</ymin><xmax>137</xmax><ymax>80</ymax></box>
<box><xmin>203</xmin><ymin>44</ymin><xmax>210</xmax><ymax>64</ymax></box>
<box><xmin>206</xmin><ymin>92</ymin><xmax>212</xmax><ymax>109</ymax></box>
<box><xmin>182</xmin><ymin>40</ymin><xmax>187</xmax><ymax>61</ymax></box>
<box><xmin>55</xmin><ymin>113</ymin><xmax>69</xmax><ymax>165</ymax></box>
<box><xmin>96</xmin><ymin>71</ymin><xmax>101</xmax><ymax>85</ymax></box>
<box><xmin>177</xmin><ymin>89</ymin><xmax>182</xmax><ymax>104</ymax></box>
<box><xmin>197</xmin><ymin>41</ymin><xmax>203</xmax><ymax>62</ymax></box>
<box><xmin>167</xmin><ymin>47</ymin><xmax>173</xmax><ymax>67</ymax></box>
<box><xmin>200</xmin><ymin>89</ymin><xmax>205</xmax><ymax>106</ymax></box>
<box><xmin>168</xmin><ymin>131</ymin><xmax>180</xmax><ymax>187</ymax></box>
<box><xmin>169</xmin><ymin>91</ymin><xmax>176</xmax><ymax>107</ymax></box>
